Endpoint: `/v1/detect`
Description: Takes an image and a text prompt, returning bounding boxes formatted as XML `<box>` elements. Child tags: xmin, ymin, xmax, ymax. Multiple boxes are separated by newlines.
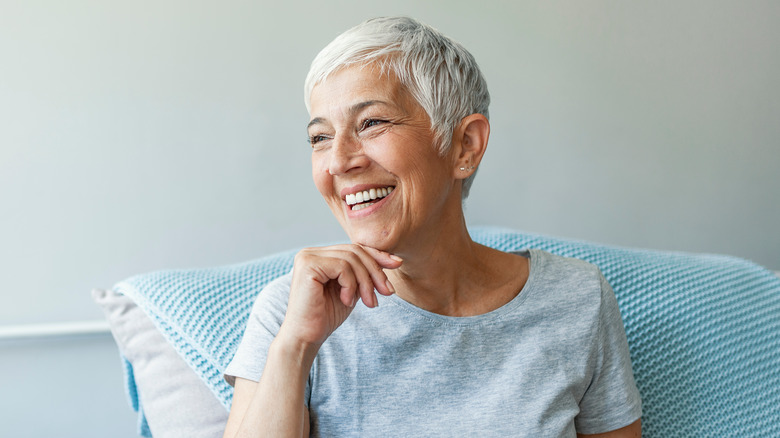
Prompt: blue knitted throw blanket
<box><xmin>114</xmin><ymin>227</ymin><xmax>780</xmax><ymax>437</ymax></box>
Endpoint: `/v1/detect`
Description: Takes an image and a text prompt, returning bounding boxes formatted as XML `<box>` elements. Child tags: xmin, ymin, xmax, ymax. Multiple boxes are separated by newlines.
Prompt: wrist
<box><xmin>272</xmin><ymin>326</ymin><xmax>321</xmax><ymax>368</ymax></box>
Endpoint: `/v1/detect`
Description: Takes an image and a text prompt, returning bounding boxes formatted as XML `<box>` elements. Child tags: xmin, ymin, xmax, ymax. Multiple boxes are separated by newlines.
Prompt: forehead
<box><xmin>308</xmin><ymin>65</ymin><xmax>411</xmax><ymax>118</ymax></box>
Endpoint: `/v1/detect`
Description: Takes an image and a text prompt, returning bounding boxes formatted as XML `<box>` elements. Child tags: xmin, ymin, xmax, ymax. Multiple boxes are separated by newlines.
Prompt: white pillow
<box><xmin>92</xmin><ymin>288</ymin><xmax>228</xmax><ymax>438</ymax></box>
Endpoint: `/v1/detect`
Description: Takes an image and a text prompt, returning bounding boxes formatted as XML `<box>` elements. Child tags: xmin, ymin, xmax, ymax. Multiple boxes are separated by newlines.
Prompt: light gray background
<box><xmin>1</xmin><ymin>1</ymin><xmax>778</xmax><ymax>437</ymax></box>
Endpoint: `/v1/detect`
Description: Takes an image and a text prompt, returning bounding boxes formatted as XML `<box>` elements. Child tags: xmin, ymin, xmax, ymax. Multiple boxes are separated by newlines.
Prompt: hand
<box><xmin>277</xmin><ymin>244</ymin><xmax>403</xmax><ymax>351</ymax></box>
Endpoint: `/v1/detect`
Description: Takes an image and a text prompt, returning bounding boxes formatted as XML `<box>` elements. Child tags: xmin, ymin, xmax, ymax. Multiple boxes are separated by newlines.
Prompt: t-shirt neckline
<box><xmin>382</xmin><ymin>249</ymin><xmax>542</xmax><ymax>326</ymax></box>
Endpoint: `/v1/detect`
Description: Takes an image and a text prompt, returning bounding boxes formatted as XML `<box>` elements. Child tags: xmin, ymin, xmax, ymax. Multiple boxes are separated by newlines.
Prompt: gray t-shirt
<box><xmin>225</xmin><ymin>249</ymin><xmax>642</xmax><ymax>437</ymax></box>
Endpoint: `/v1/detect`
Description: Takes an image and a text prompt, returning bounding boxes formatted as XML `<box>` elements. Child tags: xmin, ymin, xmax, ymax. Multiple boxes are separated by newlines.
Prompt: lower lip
<box><xmin>346</xmin><ymin>191</ymin><xmax>393</xmax><ymax>218</ymax></box>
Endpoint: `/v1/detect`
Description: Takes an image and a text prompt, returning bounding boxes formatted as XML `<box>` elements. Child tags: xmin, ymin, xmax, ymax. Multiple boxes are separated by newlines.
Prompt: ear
<box><xmin>450</xmin><ymin>113</ymin><xmax>490</xmax><ymax>179</ymax></box>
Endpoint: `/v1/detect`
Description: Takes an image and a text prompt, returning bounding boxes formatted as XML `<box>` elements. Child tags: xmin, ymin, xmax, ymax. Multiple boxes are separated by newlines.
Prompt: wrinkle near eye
<box><xmin>358</xmin><ymin>123</ymin><xmax>393</xmax><ymax>140</ymax></box>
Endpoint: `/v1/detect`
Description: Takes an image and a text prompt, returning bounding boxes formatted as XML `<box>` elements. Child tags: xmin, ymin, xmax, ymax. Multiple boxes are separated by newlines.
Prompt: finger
<box><xmin>339</xmin><ymin>251</ymin><xmax>380</xmax><ymax>308</ymax></box>
<box><xmin>357</xmin><ymin>245</ymin><xmax>404</xmax><ymax>270</ymax></box>
<box><xmin>336</xmin><ymin>274</ymin><xmax>358</xmax><ymax>308</ymax></box>
<box><xmin>308</xmin><ymin>248</ymin><xmax>380</xmax><ymax>305</ymax></box>
<box><xmin>354</xmin><ymin>245</ymin><xmax>402</xmax><ymax>296</ymax></box>
<box><xmin>297</xmin><ymin>250</ymin><xmax>366</xmax><ymax>305</ymax></box>
<box><xmin>338</xmin><ymin>246</ymin><xmax>396</xmax><ymax>300</ymax></box>
<box><xmin>299</xmin><ymin>245</ymin><xmax>394</xmax><ymax>307</ymax></box>
<box><xmin>305</xmin><ymin>256</ymin><xmax>359</xmax><ymax>308</ymax></box>
<box><xmin>317</xmin><ymin>250</ymin><xmax>378</xmax><ymax>308</ymax></box>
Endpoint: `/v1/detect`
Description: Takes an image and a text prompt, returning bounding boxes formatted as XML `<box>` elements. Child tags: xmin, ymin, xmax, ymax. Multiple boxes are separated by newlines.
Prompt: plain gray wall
<box><xmin>0</xmin><ymin>334</ymin><xmax>137</xmax><ymax>437</ymax></box>
<box><xmin>1</xmin><ymin>1</ymin><xmax>778</xmax><ymax>436</ymax></box>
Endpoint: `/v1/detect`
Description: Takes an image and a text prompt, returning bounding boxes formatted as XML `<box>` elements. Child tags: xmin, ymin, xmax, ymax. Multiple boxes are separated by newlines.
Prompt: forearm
<box><xmin>233</xmin><ymin>335</ymin><xmax>318</xmax><ymax>438</ymax></box>
<box><xmin>226</xmin><ymin>245</ymin><xmax>399</xmax><ymax>438</ymax></box>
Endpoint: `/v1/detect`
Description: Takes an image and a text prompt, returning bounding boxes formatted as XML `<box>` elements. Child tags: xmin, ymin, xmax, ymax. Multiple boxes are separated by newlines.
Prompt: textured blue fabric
<box><xmin>121</xmin><ymin>355</ymin><xmax>152</xmax><ymax>437</ymax></box>
<box><xmin>113</xmin><ymin>227</ymin><xmax>780</xmax><ymax>437</ymax></box>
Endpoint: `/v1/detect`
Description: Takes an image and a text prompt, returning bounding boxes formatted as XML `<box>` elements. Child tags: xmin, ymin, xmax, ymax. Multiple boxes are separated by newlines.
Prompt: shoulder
<box><xmin>530</xmin><ymin>248</ymin><xmax>601</xmax><ymax>274</ymax></box>
<box><xmin>224</xmin><ymin>271</ymin><xmax>294</xmax><ymax>385</ymax></box>
<box><xmin>519</xmin><ymin>249</ymin><xmax>613</xmax><ymax>332</ymax></box>
<box><xmin>528</xmin><ymin>249</ymin><xmax>606</xmax><ymax>294</ymax></box>
<box><xmin>528</xmin><ymin>251</ymin><xmax>628</xmax><ymax>347</ymax></box>
<box><xmin>248</xmin><ymin>271</ymin><xmax>293</xmax><ymax>319</ymax></box>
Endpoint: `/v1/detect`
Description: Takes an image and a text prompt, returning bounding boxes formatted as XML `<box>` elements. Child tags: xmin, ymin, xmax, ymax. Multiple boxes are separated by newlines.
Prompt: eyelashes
<box><xmin>308</xmin><ymin>118</ymin><xmax>391</xmax><ymax>147</ymax></box>
<box><xmin>361</xmin><ymin>118</ymin><xmax>389</xmax><ymax>130</ymax></box>
<box><xmin>308</xmin><ymin>134</ymin><xmax>330</xmax><ymax>146</ymax></box>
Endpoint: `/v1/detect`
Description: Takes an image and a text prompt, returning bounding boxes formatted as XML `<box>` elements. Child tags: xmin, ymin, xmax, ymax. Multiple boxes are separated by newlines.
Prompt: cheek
<box><xmin>373</xmin><ymin>137</ymin><xmax>429</xmax><ymax>172</ymax></box>
<box><xmin>311</xmin><ymin>155</ymin><xmax>330</xmax><ymax>195</ymax></box>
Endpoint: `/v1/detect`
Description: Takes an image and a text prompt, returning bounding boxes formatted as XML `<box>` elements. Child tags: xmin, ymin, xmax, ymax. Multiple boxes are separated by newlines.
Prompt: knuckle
<box><xmin>294</xmin><ymin>250</ymin><xmax>315</xmax><ymax>265</ymax></box>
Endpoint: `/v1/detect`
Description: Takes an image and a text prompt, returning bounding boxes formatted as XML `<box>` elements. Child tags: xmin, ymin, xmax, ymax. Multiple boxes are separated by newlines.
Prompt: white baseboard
<box><xmin>0</xmin><ymin>320</ymin><xmax>110</xmax><ymax>341</ymax></box>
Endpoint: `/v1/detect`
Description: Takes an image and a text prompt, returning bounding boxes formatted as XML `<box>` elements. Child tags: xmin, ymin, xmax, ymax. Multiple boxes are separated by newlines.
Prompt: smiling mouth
<box><xmin>345</xmin><ymin>186</ymin><xmax>395</xmax><ymax>211</ymax></box>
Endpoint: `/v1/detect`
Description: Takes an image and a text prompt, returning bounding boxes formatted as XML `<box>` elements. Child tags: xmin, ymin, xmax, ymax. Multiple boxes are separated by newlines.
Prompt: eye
<box><xmin>308</xmin><ymin>134</ymin><xmax>331</xmax><ymax>147</ymax></box>
<box><xmin>361</xmin><ymin>118</ymin><xmax>387</xmax><ymax>130</ymax></box>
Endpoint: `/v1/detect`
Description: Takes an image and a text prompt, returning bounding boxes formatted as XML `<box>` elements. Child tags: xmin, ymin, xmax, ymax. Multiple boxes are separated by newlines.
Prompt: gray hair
<box><xmin>304</xmin><ymin>16</ymin><xmax>490</xmax><ymax>199</ymax></box>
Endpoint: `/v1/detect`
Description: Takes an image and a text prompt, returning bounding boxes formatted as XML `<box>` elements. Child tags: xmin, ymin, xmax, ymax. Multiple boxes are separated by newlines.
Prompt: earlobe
<box><xmin>453</xmin><ymin>114</ymin><xmax>490</xmax><ymax>178</ymax></box>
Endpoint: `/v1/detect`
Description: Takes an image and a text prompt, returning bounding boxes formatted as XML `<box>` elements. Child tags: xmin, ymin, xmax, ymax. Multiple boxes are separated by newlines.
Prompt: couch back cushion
<box><xmin>111</xmin><ymin>227</ymin><xmax>780</xmax><ymax>437</ymax></box>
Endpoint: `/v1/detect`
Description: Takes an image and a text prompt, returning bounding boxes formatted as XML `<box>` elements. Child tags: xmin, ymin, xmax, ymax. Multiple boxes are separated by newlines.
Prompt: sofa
<box><xmin>93</xmin><ymin>227</ymin><xmax>780</xmax><ymax>437</ymax></box>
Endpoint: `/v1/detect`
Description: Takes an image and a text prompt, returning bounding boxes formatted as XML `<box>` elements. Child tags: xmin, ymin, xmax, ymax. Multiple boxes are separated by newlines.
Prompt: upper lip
<box><xmin>339</xmin><ymin>184</ymin><xmax>395</xmax><ymax>200</ymax></box>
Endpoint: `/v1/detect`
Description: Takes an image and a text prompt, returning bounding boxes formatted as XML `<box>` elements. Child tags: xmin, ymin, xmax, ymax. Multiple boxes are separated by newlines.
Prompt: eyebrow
<box><xmin>307</xmin><ymin>100</ymin><xmax>391</xmax><ymax>130</ymax></box>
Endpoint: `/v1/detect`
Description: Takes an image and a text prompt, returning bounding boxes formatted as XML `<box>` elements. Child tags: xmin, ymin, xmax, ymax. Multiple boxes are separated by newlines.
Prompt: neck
<box><xmin>386</xmin><ymin>215</ymin><xmax>514</xmax><ymax>316</ymax></box>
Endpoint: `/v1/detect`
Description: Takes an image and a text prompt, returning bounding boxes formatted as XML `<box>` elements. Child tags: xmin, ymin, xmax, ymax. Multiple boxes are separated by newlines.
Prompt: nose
<box><xmin>327</xmin><ymin>133</ymin><xmax>369</xmax><ymax>175</ymax></box>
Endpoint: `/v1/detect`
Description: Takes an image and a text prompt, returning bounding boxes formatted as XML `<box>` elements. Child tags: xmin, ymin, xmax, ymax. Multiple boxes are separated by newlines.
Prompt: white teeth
<box><xmin>345</xmin><ymin>185</ymin><xmax>395</xmax><ymax>208</ymax></box>
<box><xmin>351</xmin><ymin>202</ymin><xmax>375</xmax><ymax>211</ymax></box>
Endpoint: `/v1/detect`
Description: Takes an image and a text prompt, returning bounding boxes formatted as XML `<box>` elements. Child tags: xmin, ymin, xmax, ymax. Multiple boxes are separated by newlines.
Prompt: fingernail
<box><xmin>389</xmin><ymin>254</ymin><xmax>403</xmax><ymax>262</ymax></box>
<box><xmin>385</xmin><ymin>279</ymin><xmax>395</xmax><ymax>294</ymax></box>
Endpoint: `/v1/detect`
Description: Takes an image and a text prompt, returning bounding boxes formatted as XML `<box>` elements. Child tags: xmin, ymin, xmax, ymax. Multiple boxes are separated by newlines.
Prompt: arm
<box><xmin>223</xmin><ymin>342</ymin><xmax>313</xmax><ymax>438</ymax></box>
<box><xmin>223</xmin><ymin>245</ymin><xmax>401</xmax><ymax>438</ymax></box>
<box><xmin>578</xmin><ymin>419</ymin><xmax>641</xmax><ymax>438</ymax></box>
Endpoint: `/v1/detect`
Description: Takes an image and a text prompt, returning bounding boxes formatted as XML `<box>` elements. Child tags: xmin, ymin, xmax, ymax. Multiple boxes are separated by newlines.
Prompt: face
<box><xmin>307</xmin><ymin>65</ymin><xmax>462</xmax><ymax>253</ymax></box>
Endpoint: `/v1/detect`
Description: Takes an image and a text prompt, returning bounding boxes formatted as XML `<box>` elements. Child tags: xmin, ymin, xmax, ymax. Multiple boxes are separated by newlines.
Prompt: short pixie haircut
<box><xmin>304</xmin><ymin>16</ymin><xmax>490</xmax><ymax>199</ymax></box>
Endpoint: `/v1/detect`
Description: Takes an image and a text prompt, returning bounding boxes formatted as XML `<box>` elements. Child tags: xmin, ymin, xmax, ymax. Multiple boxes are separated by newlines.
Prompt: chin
<box><xmin>346</xmin><ymin>227</ymin><xmax>396</xmax><ymax>252</ymax></box>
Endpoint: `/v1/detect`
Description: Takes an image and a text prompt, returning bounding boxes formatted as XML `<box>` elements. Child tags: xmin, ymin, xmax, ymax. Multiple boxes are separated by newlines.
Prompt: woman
<box><xmin>224</xmin><ymin>17</ymin><xmax>642</xmax><ymax>437</ymax></box>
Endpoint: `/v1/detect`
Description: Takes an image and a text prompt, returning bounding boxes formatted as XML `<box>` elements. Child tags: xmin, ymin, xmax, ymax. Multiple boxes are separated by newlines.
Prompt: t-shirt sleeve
<box><xmin>574</xmin><ymin>273</ymin><xmax>642</xmax><ymax>434</ymax></box>
<box><xmin>223</xmin><ymin>273</ymin><xmax>301</xmax><ymax>390</ymax></box>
